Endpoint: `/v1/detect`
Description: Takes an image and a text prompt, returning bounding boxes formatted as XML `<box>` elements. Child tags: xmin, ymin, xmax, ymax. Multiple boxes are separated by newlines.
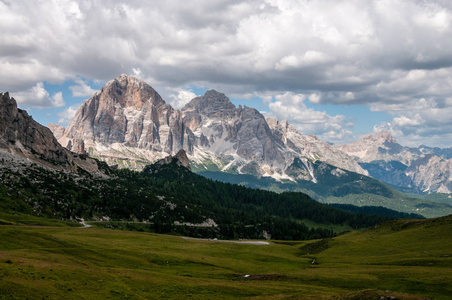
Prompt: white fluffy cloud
<box><xmin>13</xmin><ymin>82</ymin><xmax>65</xmax><ymax>108</ymax></box>
<box><xmin>374</xmin><ymin>97</ymin><xmax>452</xmax><ymax>147</ymax></box>
<box><xmin>168</xmin><ymin>89</ymin><xmax>197</xmax><ymax>109</ymax></box>
<box><xmin>69</xmin><ymin>78</ymin><xmax>97</xmax><ymax>97</ymax></box>
<box><xmin>57</xmin><ymin>103</ymin><xmax>81</xmax><ymax>125</ymax></box>
<box><xmin>268</xmin><ymin>92</ymin><xmax>353</xmax><ymax>143</ymax></box>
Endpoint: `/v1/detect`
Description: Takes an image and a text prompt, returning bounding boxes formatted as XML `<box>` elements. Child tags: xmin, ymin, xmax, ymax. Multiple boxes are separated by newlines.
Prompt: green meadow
<box><xmin>1</xmin><ymin>215</ymin><xmax>451</xmax><ymax>299</ymax></box>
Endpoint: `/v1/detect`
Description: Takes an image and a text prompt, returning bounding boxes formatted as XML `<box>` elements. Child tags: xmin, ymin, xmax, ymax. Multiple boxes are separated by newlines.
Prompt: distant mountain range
<box><xmin>336</xmin><ymin>132</ymin><xmax>452</xmax><ymax>194</ymax></box>
<box><xmin>49</xmin><ymin>74</ymin><xmax>367</xmax><ymax>181</ymax></box>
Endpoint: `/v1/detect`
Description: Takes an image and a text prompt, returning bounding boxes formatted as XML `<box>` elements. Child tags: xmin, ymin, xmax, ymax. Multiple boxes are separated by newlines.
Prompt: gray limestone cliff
<box><xmin>57</xmin><ymin>74</ymin><xmax>196</xmax><ymax>166</ymax></box>
<box><xmin>0</xmin><ymin>92</ymin><xmax>101</xmax><ymax>173</ymax></box>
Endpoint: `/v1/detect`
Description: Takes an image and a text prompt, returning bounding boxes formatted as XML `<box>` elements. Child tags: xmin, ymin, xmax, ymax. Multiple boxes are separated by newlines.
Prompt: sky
<box><xmin>1</xmin><ymin>0</ymin><xmax>452</xmax><ymax>147</ymax></box>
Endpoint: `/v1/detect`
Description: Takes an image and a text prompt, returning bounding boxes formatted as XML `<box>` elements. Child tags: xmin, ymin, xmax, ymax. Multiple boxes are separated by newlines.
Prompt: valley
<box><xmin>0</xmin><ymin>215</ymin><xmax>451</xmax><ymax>299</ymax></box>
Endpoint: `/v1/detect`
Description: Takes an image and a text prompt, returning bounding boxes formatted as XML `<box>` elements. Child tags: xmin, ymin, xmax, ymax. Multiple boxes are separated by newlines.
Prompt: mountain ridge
<box><xmin>338</xmin><ymin>132</ymin><xmax>452</xmax><ymax>194</ymax></box>
<box><xmin>50</xmin><ymin>74</ymin><xmax>367</xmax><ymax>184</ymax></box>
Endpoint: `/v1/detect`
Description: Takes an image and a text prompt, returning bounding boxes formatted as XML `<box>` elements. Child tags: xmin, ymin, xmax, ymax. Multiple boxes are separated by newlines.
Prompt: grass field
<box><xmin>1</xmin><ymin>215</ymin><xmax>451</xmax><ymax>299</ymax></box>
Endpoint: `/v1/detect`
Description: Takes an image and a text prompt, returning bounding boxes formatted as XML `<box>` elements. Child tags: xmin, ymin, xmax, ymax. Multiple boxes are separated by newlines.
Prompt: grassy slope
<box><xmin>0</xmin><ymin>215</ymin><xmax>451</xmax><ymax>299</ymax></box>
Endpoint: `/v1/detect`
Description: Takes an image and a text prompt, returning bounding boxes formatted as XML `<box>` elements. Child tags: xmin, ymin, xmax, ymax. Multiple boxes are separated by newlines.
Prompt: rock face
<box><xmin>0</xmin><ymin>92</ymin><xmax>101</xmax><ymax>173</ymax></box>
<box><xmin>57</xmin><ymin>74</ymin><xmax>195</xmax><ymax>168</ymax></box>
<box><xmin>267</xmin><ymin>118</ymin><xmax>368</xmax><ymax>176</ymax></box>
<box><xmin>181</xmin><ymin>90</ymin><xmax>289</xmax><ymax>177</ymax></box>
<box><xmin>50</xmin><ymin>75</ymin><xmax>369</xmax><ymax>181</ymax></box>
<box><xmin>338</xmin><ymin>132</ymin><xmax>452</xmax><ymax>194</ymax></box>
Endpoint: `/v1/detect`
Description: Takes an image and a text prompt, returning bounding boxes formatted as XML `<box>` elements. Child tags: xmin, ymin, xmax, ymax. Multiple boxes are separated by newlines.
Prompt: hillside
<box><xmin>40</xmin><ymin>74</ymin><xmax>452</xmax><ymax>214</ymax></box>
<box><xmin>199</xmin><ymin>170</ymin><xmax>452</xmax><ymax>218</ymax></box>
<box><xmin>0</xmin><ymin>215</ymin><xmax>450</xmax><ymax>299</ymax></box>
<box><xmin>0</xmin><ymin>152</ymin><xmax>401</xmax><ymax>240</ymax></box>
<box><xmin>0</xmin><ymin>92</ymin><xmax>424</xmax><ymax>239</ymax></box>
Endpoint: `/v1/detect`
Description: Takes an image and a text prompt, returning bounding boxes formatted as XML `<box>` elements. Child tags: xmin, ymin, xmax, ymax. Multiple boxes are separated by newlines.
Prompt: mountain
<box><xmin>45</xmin><ymin>74</ymin><xmax>452</xmax><ymax>215</ymax></box>
<box><xmin>266</xmin><ymin>118</ymin><xmax>368</xmax><ymax>176</ymax></box>
<box><xmin>337</xmin><ymin>132</ymin><xmax>452</xmax><ymax>194</ymax></box>
<box><xmin>181</xmin><ymin>89</ymin><xmax>288</xmax><ymax>177</ymax></box>
<box><xmin>0</xmin><ymin>92</ymin><xmax>104</xmax><ymax>174</ymax></box>
<box><xmin>54</xmin><ymin>74</ymin><xmax>195</xmax><ymax>168</ymax></box>
<box><xmin>335</xmin><ymin>131</ymin><xmax>421</xmax><ymax>165</ymax></box>
<box><xmin>182</xmin><ymin>90</ymin><xmax>368</xmax><ymax>181</ymax></box>
<box><xmin>418</xmin><ymin>145</ymin><xmax>452</xmax><ymax>160</ymax></box>
<box><xmin>51</xmin><ymin>74</ymin><xmax>366</xmax><ymax>184</ymax></box>
<box><xmin>1</xmin><ymin>95</ymin><xmax>407</xmax><ymax>239</ymax></box>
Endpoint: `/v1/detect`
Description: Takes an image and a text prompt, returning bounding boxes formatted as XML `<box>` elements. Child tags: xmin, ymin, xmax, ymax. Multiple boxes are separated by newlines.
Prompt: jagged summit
<box><xmin>335</xmin><ymin>131</ymin><xmax>416</xmax><ymax>164</ymax></box>
<box><xmin>338</xmin><ymin>131</ymin><xmax>452</xmax><ymax>194</ymax></box>
<box><xmin>58</xmin><ymin>74</ymin><xmax>195</xmax><ymax>160</ymax></box>
<box><xmin>182</xmin><ymin>89</ymin><xmax>236</xmax><ymax>116</ymax></box>
<box><xmin>361</xmin><ymin>131</ymin><xmax>398</xmax><ymax>144</ymax></box>
<box><xmin>100</xmin><ymin>74</ymin><xmax>166</xmax><ymax>108</ymax></box>
<box><xmin>265</xmin><ymin>117</ymin><xmax>368</xmax><ymax>176</ymax></box>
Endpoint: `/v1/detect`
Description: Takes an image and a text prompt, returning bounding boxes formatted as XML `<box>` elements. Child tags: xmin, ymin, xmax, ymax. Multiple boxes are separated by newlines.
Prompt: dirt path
<box><xmin>181</xmin><ymin>237</ymin><xmax>270</xmax><ymax>245</ymax></box>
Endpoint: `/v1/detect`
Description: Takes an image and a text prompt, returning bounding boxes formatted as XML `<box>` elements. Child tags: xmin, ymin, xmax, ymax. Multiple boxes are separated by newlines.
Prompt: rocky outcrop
<box><xmin>406</xmin><ymin>154</ymin><xmax>452</xmax><ymax>194</ymax></box>
<box><xmin>0</xmin><ymin>92</ymin><xmax>102</xmax><ymax>173</ymax></box>
<box><xmin>182</xmin><ymin>90</ymin><xmax>285</xmax><ymax>165</ymax></box>
<box><xmin>150</xmin><ymin>149</ymin><xmax>191</xmax><ymax>171</ymax></box>
<box><xmin>47</xmin><ymin>123</ymin><xmax>65</xmax><ymax>141</ymax></box>
<box><xmin>181</xmin><ymin>90</ymin><xmax>368</xmax><ymax>180</ymax></box>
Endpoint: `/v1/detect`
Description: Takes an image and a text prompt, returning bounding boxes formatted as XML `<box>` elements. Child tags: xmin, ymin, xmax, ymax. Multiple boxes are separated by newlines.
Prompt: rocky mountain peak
<box><xmin>101</xmin><ymin>74</ymin><xmax>166</xmax><ymax>109</ymax></box>
<box><xmin>336</xmin><ymin>131</ymin><xmax>421</xmax><ymax>166</ymax></box>
<box><xmin>58</xmin><ymin>74</ymin><xmax>195</xmax><ymax>163</ymax></box>
<box><xmin>266</xmin><ymin>118</ymin><xmax>292</xmax><ymax>133</ymax></box>
<box><xmin>362</xmin><ymin>131</ymin><xmax>398</xmax><ymax>145</ymax></box>
<box><xmin>49</xmin><ymin>76</ymin><xmax>371</xmax><ymax>182</ymax></box>
<box><xmin>182</xmin><ymin>89</ymin><xmax>236</xmax><ymax>116</ymax></box>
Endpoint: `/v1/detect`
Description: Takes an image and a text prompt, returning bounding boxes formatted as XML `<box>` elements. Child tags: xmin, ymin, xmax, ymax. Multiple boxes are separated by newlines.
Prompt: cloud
<box><xmin>1</xmin><ymin>0</ymin><xmax>452</xmax><ymax>145</ymax></box>
<box><xmin>13</xmin><ymin>82</ymin><xmax>65</xmax><ymax>108</ymax></box>
<box><xmin>69</xmin><ymin>79</ymin><xmax>97</xmax><ymax>97</ymax></box>
<box><xmin>2</xmin><ymin>0</ymin><xmax>449</xmax><ymax>95</ymax></box>
<box><xmin>373</xmin><ymin>97</ymin><xmax>452</xmax><ymax>147</ymax></box>
<box><xmin>58</xmin><ymin>103</ymin><xmax>81</xmax><ymax>125</ymax></box>
<box><xmin>267</xmin><ymin>92</ymin><xmax>353</xmax><ymax>143</ymax></box>
<box><xmin>168</xmin><ymin>89</ymin><xmax>197</xmax><ymax>109</ymax></box>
